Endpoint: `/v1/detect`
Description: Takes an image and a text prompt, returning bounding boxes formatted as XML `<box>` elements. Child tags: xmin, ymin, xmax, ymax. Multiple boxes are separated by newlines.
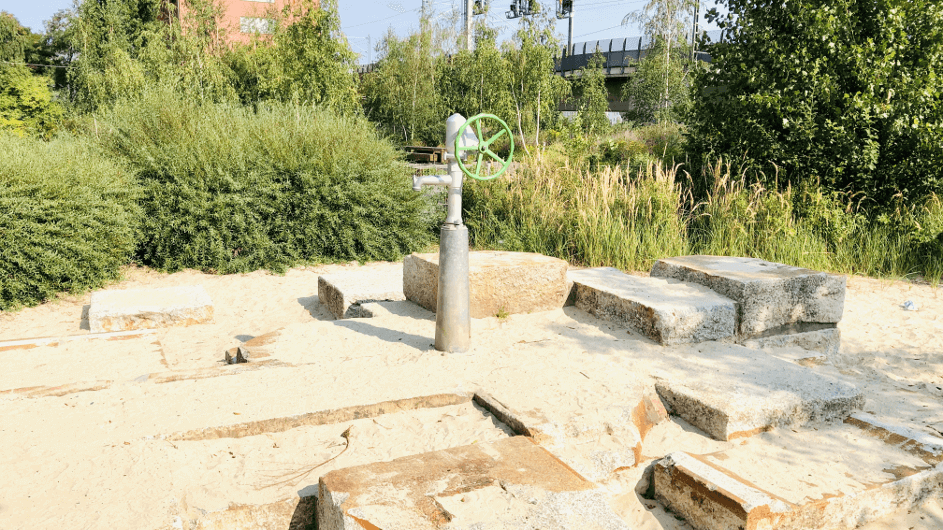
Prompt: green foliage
<box><xmin>0</xmin><ymin>12</ymin><xmax>63</xmax><ymax>137</ymax></box>
<box><xmin>94</xmin><ymin>90</ymin><xmax>431</xmax><ymax>273</ymax></box>
<box><xmin>621</xmin><ymin>38</ymin><xmax>692</xmax><ymax>123</ymax></box>
<box><xmin>503</xmin><ymin>9</ymin><xmax>571</xmax><ymax>151</ymax></box>
<box><xmin>69</xmin><ymin>0</ymin><xmax>163</xmax><ymax>111</ymax></box>
<box><xmin>440</xmin><ymin>26</ymin><xmax>515</xmax><ymax>131</ymax></box>
<box><xmin>465</xmin><ymin>152</ymin><xmax>942</xmax><ymax>282</ymax></box>
<box><xmin>0</xmin><ymin>133</ymin><xmax>140</xmax><ymax>310</ymax></box>
<box><xmin>228</xmin><ymin>0</ymin><xmax>360</xmax><ymax>113</ymax></box>
<box><xmin>0</xmin><ymin>11</ymin><xmax>29</xmax><ymax>62</ymax></box>
<box><xmin>572</xmin><ymin>51</ymin><xmax>610</xmax><ymax>134</ymax></box>
<box><xmin>687</xmin><ymin>0</ymin><xmax>943</xmax><ymax>202</ymax></box>
<box><xmin>361</xmin><ymin>29</ymin><xmax>445</xmax><ymax>145</ymax></box>
<box><xmin>0</xmin><ymin>64</ymin><xmax>64</xmax><ymax>137</ymax></box>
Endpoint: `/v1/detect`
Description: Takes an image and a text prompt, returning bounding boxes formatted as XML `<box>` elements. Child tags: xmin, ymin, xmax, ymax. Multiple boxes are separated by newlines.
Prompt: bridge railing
<box><xmin>555</xmin><ymin>30</ymin><xmax>724</xmax><ymax>77</ymax></box>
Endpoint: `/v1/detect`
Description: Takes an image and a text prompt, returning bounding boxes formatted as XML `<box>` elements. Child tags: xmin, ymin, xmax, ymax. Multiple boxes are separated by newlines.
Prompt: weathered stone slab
<box><xmin>317</xmin><ymin>436</ymin><xmax>630</xmax><ymax>530</ymax></box>
<box><xmin>403</xmin><ymin>251</ymin><xmax>569</xmax><ymax>319</ymax></box>
<box><xmin>655</xmin><ymin>447</ymin><xmax>943</xmax><ymax>530</ymax></box>
<box><xmin>318</xmin><ymin>264</ymin><xmax>405</xmax><ymax>319</ymax></box>
<box><xmin>569</xmin><ymin>268</ymin><xmax>736</xmax><ymax>345</ymax></box>
<box><xmin>650</xmin><ymin>256</ymin><xmax>846</xmax><ymax>335</ymax></box>
<box><xmin>740</xmin><ymin>325</ymin><xmax>840</xmax><ymax>357</ymax></box>
<box><xmin>88</xmin><ymin>285</ymin><xmax>213</xmax><ymax>333</ymax></box>
<box><xmin>846</xmin><ymin>412</ymin><xmax>943</xmax><ymax>465</ymax></box>
<box><xmin>655</xmin><ymin>344</ymin><xmax>863</xmax><ymax>440</ymax></box>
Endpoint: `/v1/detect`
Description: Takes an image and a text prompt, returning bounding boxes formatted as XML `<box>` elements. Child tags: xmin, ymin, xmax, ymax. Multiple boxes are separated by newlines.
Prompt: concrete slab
<box><xmin>318</xmin><ymin>264</ymin><xmax>405</xmax><ymax>319</ymax></box>
<box><xmin>655</xmin><ymin>344</ymin><xmax>864</xmax><ymax>440</ymax></box>
<box><xmin>88</xmin><ymin>285</ymin><xmax>214</xmax><ymax>333</ymax></box>
<box><xmin>568</xmin><ymin>268</ymin><xmax>736</xmax><ymax>345</ymax></box>
<box><xmin>403</xmin><ymin>251</ymin><xmax>568</xmax><ymax>318</ymax></box>
<box><xmin>655</xmin><ymin>424</ymin><xmax>943</xmax><ymax>530</ymax></box>
<box><xmin>740</xmin><ymin>324</ymin><xmax>840</xmax><ymax>357</ymax></box>
<box><xmin>846</xmin><ymin>412</ymin><xmax>943</xmax><ymax>465</ymax></box>
<box><xmin>650</xmin><ymin>255</ymin><xmax>846</xmax><ymax>335</ymax></box>
<box><xmin>316</xmin><ymin>436</ymin><xmax>631</xmax><ymax>530</ymax></box>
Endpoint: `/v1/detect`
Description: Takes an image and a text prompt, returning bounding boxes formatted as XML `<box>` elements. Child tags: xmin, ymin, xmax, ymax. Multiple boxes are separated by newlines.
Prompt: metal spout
<box><xmin>412</xmin><ymin>174</ymin><xmax>452</xmax><ymax>192</ymax></box>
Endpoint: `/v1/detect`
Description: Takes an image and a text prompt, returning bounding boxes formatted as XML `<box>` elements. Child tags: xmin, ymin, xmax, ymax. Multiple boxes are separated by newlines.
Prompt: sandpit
<box><xmin>0</xmin><ymin>261</ymin><xmax>941</xmax><ymax>530</ymax></box>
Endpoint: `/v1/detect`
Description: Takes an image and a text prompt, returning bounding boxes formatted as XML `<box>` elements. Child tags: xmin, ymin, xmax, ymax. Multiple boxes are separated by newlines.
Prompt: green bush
<box><xmin>95</xmin><ymin>90</ymin><xmax>432</xmax><ymax>273</ymax></box>
<box><xmin>0</xmin><ymin>133</ymin><xmax>140</xmax><ymax>310</ymax></box>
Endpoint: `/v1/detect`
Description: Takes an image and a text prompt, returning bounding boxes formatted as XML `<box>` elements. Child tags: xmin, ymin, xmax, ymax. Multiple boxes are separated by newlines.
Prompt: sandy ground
<box><xmin>0</xmin><ymin>265</ymin><xmax>941</xmax><ymax>530</ymax></box>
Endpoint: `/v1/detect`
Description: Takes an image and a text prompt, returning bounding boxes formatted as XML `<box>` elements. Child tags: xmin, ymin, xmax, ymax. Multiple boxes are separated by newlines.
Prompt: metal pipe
<box><xmin>444</xmin><ymin>161</ymin><xmax>463</xmax><ymax>225</ymax></box>
<box><xmin>568</xmin><ymin>9</ymin><xmax>574</xmax><ymax>54</ymax></box>
<box><xmin>435</xmin><ymin>224</ymin><xmax>470</xmax><ymax>352</ymax></box>
<box><xmin>412</xmin><ymin>174</ymin><xmax>452</xmax><ymax>192</ymax></box>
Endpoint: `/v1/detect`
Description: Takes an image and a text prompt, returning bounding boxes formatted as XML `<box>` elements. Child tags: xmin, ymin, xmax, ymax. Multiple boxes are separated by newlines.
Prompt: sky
<box><xmin>1</xmin><ymin>0</ymin><xmax>720</xmax><ymax>64</ymax></box>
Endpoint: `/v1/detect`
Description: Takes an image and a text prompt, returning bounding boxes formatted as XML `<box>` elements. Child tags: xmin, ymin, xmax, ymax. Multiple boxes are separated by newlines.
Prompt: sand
<box><xmin>0</xmin><ymin>265</ymin><xmax>941</xmax><ymax>530</ymax></box>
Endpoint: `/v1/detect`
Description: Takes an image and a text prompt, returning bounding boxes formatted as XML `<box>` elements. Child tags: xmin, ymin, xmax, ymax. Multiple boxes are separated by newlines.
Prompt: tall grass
<box><xmin>464</xmin><ymin>155</ymin><xmax>943</xmax><ymax>284</ymax></box>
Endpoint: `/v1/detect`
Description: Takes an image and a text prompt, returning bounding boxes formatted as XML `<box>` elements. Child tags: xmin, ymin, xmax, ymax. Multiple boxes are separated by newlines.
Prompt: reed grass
<box><xmin>464</xmin><ymin>154</ymin><xmax>942</xmax><ymax>284</ymax></box>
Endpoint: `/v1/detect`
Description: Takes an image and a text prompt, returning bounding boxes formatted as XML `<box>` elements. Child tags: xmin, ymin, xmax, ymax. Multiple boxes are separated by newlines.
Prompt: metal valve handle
<box><xmin>454</xmin><ymin>114</ymin><xmax>515</xmax><ymax>181</ymax></box>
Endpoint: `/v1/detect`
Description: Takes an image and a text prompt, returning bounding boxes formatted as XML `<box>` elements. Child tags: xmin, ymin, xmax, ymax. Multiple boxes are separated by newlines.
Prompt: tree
<box><xmin>440</xmin><ymin>19</ymin><xmax>514</xmax><ymax>126</ymax></box>
<box><xmin>623</xmin><ymin>0</ymin><xmax>694</xmax><ymax>121</ymax></box>
<box><xmin>572</xmin><ymin>50</ymin><xmax>609</xmax><ymax>133</ymax></box>
<box><xmin>503</xmin><ymin>2</ymin><xmax>570</xmax><ymax>153</ymax></box>
<box><xmin>0</xmin><ymin>12</ymin><xmax>63</xmax><ymax>137</ymax></box>
<box><xmin>361</xmin><ymin>28</ymin><xmax>444</xmax><ymax>144</ymax></box>
<box><xmin>687</xmin><ymin>0</ymin><xmax>943</xmax><ymax>202</ymax></box>
<box><xmin>238</xmin><ymin>0</ymin><xmax>360</xmax><ymax>113</ymax></box>
<box><xmin>69</xmin><ymin>0</ymin><xmax>164</xmax><ymax>111</ymax></box>
<box><xmin>621</xmin><ymin>37</ymin><xmax>691</xmax><ymax>123</ymax></box>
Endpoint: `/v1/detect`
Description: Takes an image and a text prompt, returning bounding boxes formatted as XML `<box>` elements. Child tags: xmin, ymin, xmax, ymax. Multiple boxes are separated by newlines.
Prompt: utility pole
<box><xmin>556</xmin><ymin>1</ymin><xmax>574</xmax><ymax>54</ymax></box>
<box><xmin>466</xmin><ymin>0</ymin><xmax>473</xmax><ymax>51</ymax></box>
<box><xmin>691</xmin><ymin>0</ymin><xmax>700</xmax><ymax>61</ymax></box>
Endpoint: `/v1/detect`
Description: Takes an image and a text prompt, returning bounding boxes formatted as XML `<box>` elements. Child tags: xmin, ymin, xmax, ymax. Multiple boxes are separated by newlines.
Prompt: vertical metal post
<box><xmin>568</xmin><ymin>8</ymin><xmax>574</xmax><ymax>54</ymax></box>
<box><xmin>691</xmin><ymin>0</ymin><xmax>700</xmax><ymax>61</ymax></box>
<box><xmin>466</xmin><ymin>0</ymin><xmax>473</xmax><ymax>51</ymax></box>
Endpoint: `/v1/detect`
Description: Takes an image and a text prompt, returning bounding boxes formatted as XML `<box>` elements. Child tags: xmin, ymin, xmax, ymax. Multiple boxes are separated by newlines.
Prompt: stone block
<box><xmin>740</xmin><ymin>325</ymin><xmax>841</xmax><ymax>357</ymax></box>
<box><xmin>88</xmin><ymin>285</ymin><xmax>214</xmax><ymax>333</ymax></box>
<box><xmin>316</xmin><ymin>436</ymin><xmax>631</xmax><ymax>530</ymax></box>
<box><xmin>655</xmin><ymin>344</ymin><xmax>863</xmax><ymax>440</ymax></box>
<box><xmin>846</xmin><ymin>412</ymin><xmax>943</xmax><ymax>465</ymax></box>
<box><xmin>655</xmin><ymin>449</ymin><xmax>943</xmax><ymax>530</ymax></box>
<box><xmin>569</xmin><ymin>268</ymin><xmax>736</xmax><ymax>345</ymax></box>
<box><xmin>403</xmin><ymin>251</ymin><xmax>569</xmax><ymax>319</ymax></box>
<box><xmin>318</xmin><ymin>264</ymin><xmax>405</xmax><ymax>319</ymax></box>
<box><xmin>650</xmin><ymin>255</ymin><xmax>846</xmax><ymax>335</ymax></box>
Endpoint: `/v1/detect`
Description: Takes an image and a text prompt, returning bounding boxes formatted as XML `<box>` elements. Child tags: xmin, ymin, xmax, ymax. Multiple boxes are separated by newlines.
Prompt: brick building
<box><xmin>171</xmin><ymin>0</ymin><xmax>320</xmax><ymax>44</ymax></box>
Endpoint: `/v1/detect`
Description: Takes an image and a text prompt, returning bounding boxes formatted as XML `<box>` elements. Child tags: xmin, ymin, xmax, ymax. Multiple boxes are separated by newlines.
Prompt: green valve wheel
<box><xmin>455</xmin><ymin>113</ymin><xmax>515</xmax><ymax>181</ymax></box>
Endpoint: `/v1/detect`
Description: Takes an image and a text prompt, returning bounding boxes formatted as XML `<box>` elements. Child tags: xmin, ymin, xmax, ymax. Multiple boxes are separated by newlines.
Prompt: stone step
<box><xmin>88</xmin><ymin>285</ymin><xmax>214</xmax><ymax>333</ymax></box>
<box><xmin>403</xmin><ymin>251</ymin><xmax>569</xmax><ymax>319</ymax></box>
<box><xmin>568</xmin><ymin>268</ymin><xmax>736</xmax><ymax>345</ymax></box>
<box><xmin>317</xmin><ymin>436</ymin><xmax>631</xmax><ymax>530</ymax></box>
<box><xmin>654</xmin><ymin>421</ymin><xmax>943</xmax><ymax>530</ymax></box>
<box><xmin>740</xmin><ymin>324</ymin><xmax>841</xmax><ymax>357</ymax></box>
<box><xmin>317</xmin><ymin>263</ymin><xmax>405</xmax><ymax>319</ymax></box>
<box><xmin>651</xmin><ymin>256</ymin><xmax>846</xmax><ymax>335</ymax></box>
<box><xmin>655</xmin><ymin>343</ymin><xmax>864</xmax><ymax>440</ymax></box>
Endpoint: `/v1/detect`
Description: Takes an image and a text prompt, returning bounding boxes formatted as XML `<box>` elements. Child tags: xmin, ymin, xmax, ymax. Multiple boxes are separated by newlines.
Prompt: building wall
<box><xmin>176</xmin><ymin>0</ymin><xmax>320</xmax><ymax>44</ymax></box>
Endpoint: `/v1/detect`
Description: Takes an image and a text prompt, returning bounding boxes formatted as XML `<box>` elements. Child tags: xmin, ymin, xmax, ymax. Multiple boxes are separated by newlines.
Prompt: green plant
<box><xmin>687</xmin><ymin>0</ymin><xmax>943</xmax><ymax>203</ymax></box>
<box><xmin>94</xmin><ymin>89</ymin><xmax>432</xmax><ymax>273</ymax></box>
<box><xmin>573</xmin><ymin>51</ymin><xmax>610</xmax><ymax>134</ymax></box>
<box><xmin>361</xmin><ymin>28</ymin><xmax>445</xmax><ymax>145</ymax></box>
<box><xmin>0</xmin><ymin>132</ymin><xmax>140</xmax><ymax>310</ymax></box>
<box><xmin>0</xmin><ymin>64</ymin><xmax>64</xmax><ymax>138</ymax></box>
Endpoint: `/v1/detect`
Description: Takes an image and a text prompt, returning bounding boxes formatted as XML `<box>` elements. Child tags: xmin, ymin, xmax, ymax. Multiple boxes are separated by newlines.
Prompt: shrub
<box><xmin>95</xmin><ymin>90</ymin><xmax>432</xmax><ymax>273</ymax></box>
<box><xmin>0</xmin><ymin>133</ymin><xmax>140</xmax><ymax>310</ymax></box>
